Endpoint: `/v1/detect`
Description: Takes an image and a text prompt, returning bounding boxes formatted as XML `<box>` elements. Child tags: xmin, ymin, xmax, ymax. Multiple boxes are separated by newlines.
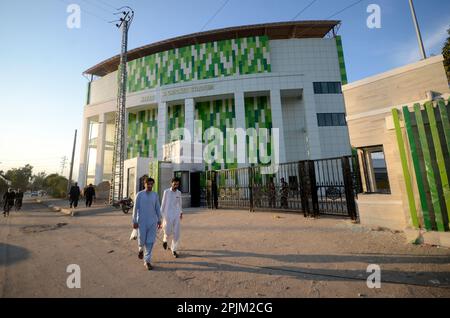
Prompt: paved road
<box><xmin>1</xmin><ymin>199</ymin><xmax>450</xmax><ymax>298</ymax></box>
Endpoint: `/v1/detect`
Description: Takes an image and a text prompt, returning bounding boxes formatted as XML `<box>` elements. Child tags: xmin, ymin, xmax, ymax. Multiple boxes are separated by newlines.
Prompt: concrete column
<box><xmin>270</xmin><ymin>90</ymin><xmax>287</xmax><ymax>164</ymax></box>
<box><xmin>302</xmin><ymin>83</ymin><xmax>322</xmax><ymax>159</ymax></box>
<box><xmin>234</xmin><ymin>91</ymin><xmax>247</xmax><ymax>168</ymax></box>
<box><xmin>77</xmin><ymin>115</ymin><xmax>90</xmax><ymax>189</ymax></box>
<box><xmin>184</xmin><ymin>98</ymin><xmax>195</xmax><ymax>140</ymax></box>
<box><xmin>94</xmin><ymin>113</ymin><xmax>106</xmax><ymax>185</ymax></box>
<box><xmin>157</xmin><ymin>102</ymin><xmax>167</xmax><ymax>161</ymax></box>
<box><xmin>184</xmin><ymin>98</ymin><xmax>196</xmax><ymax>164</ymax></box>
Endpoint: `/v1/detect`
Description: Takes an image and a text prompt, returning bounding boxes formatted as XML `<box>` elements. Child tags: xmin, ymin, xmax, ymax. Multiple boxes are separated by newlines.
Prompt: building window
<box><xmin>358</xmin><ymin>146</ymin><xmax>391</xmax><ymax>194</ymax></box>
<box><xmin>174</xmin><ymin>171</ymin><xmax>190</xmax><ymax>194</ymax></box>
<box><xmin>317</xmin><ymin>113</ymin><xmax>347</xmax><ymax>127</ymax></box>
<box><xmin>313</xmin><ymin>82</ymin><xmax>342</xmax><ymax>94</ymax></box>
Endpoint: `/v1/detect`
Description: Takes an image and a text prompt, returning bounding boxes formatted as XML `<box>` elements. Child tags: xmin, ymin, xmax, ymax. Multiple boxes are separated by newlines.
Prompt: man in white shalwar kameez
<box><xmin>161</xmin><ymin>177</ymin><xmax>183</xmax><ymax>258</ymax></box>
<box><xmin>132</xmin><ymin>177</ymin><xmax>162</xmax><ymax>270</ymax></box>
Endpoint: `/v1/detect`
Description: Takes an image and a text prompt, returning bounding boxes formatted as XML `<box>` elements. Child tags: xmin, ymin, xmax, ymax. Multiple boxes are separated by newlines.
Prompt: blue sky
<box><xmin>0</xmin><ymin>0</ymin><xmax>449</xmax><ymax>177</ymax></box>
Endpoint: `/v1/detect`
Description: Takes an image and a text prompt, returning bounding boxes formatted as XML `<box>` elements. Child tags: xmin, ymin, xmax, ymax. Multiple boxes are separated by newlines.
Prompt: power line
<box><xmin>78</xmin><ymin>0</ymin><xmax>116</xmax><ymax>14</ymax></box>
<box><xmin>325</xmin><ymin>0</ymin><xmax>366</xmax><ymax>19</ymax></box>
<box><xmin>291</xmin><ymin>0</ymin><xmax>319</xmax><ymax>21</ymax></box>
<box><xmin>96</xmin><ymin>0</ymin><xmax>121</xmax><ymax>11</ymax></box>
<box><xmin>290</xmin><ymin>0</ymin><xmax>368</xmax><ymax>39</ymax></box>
<box><xmin>201</xmin><ymin>0</ymin><xmax>230</xmax><ymax>31</ymax></box>
<box><xmin>55</xmin><ymin>0</ymin><xmax>110</xmax><ymax>23</ymax></box>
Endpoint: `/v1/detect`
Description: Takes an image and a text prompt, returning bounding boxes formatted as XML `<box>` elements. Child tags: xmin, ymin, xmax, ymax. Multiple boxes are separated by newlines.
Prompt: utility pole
<box><xmin>67</xmin><ymin>129</ymin><xmax>77</xmax><ymax>193</ymax></box>
<box><xmin>109</xmin><ymin>7</ymin><xmax>134</xmax><ymax>205</ymax></box>
<box><xmin>60</xmin><ymin>156</ymin><xmax>68</xmax><ymax>176</ymax></box>
<box><xmin>408</xmin><ymin>0</ymin><xmax>427</xmax><ymax>60</ymax></box>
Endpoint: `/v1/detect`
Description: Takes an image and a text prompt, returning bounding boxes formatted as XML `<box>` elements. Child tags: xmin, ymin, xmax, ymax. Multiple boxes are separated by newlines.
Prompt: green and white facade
<box><xmin>78</xmin><ymin>21</ymin><xmax>351</xmax><ymax>191</ymax></box>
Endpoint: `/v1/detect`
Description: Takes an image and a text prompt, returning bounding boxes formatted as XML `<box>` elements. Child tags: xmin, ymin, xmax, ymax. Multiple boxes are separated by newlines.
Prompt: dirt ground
<box><xmin>1</xmin><ymin>199</ymin><xmax>449</xmax><ymax>298</ymax></box>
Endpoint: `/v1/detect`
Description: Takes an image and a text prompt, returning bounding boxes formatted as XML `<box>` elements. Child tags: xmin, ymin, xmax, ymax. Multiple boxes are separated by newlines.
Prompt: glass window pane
<box><xmin>332</xmin><ymin>113</ymin><xmax>340</xmax><ymax>126</ymax></box>
<box><xmin>313</xmin><ymin>82</ymin><xmax>321</xmax><ymax>94</ymax></box>
<box><xmin>324</xmin><ymin>114</ymin><xmax>333</xmax><ymax>126</ymax></box>
<box><xmin>328</xmin><ymin>82</ymin><xmax>335</xmax><ymax>93</ymax></box>
<box><xmin>317</xmin><ymin>114</ymin><xmax>324</xmax><ymax>126</ymax></box>
<box><xmin>339</xmin><ymin>113</ymin><xmax>347</xmax><ymax>126</ymax></box>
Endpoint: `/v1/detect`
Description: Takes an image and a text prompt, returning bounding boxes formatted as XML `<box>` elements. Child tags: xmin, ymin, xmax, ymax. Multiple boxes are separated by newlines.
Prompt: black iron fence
<box><xmin>205</xmin><ymin>156</ymin><xmax>361</xmax><ymax>219</ymax></box>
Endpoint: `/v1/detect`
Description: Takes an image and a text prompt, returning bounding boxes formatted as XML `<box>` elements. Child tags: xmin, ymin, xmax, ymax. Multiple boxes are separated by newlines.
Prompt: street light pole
<box><xmin>67</xmin><ymin>129</ymin><xmax>77</xmax><ymax>194</ymax></box>
<box><xmin>408</xmin><ymin>0</ymin><xmax>427</xmax><ymax>60</ymax></box>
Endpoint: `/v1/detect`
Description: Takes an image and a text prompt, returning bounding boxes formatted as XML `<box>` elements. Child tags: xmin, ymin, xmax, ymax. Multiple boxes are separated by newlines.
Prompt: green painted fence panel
<box><xmin>425</xmin><ymin>102</ymin><xmax>450</xmax><ymax>226</ymax></box>
<box><xmin>392</xmin><ymin>108</ymin><xmax>419</xmax><ymax>228</ymax></box>
<box><xmin>402</xmin><ymin>106</ymin><xmax>432</xmax><ymax>230</ymax></box>
<box><xmin>438</xmin><ymin>100</ymin><xmax>450</xmax><ymax>156</ymax></box>
<box><xmin>414</xmin><ymin>104</ymin><xmax>445</xmax><ymax>232</ymax></box>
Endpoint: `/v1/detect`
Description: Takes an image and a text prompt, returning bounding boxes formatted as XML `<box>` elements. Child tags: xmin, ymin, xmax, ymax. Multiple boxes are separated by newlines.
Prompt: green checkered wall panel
<box><xmin>127</xmin><ymin>108</ymin><xmax>158</xmax><ymax>159</ymax></box>
<box><xmin>127</xmin><ymin>36</ymin><xmax>271</xmax><ymax>93</ymax></box>
<box><xmin>167</xmin><ymin>104</ymin><xmax>185</xmax><ymax>142</ymax></box>
<box><xmin>245</xmin><ymin>96</ymin><xmax>273</xmax><ymax>164</ymax></box>
<box><xmin>335</xmin><ymin>36</ymin><xmax>348</xmax><ymax>85</ymax></box>
<box><xmin>195</xmin><ymin>98</ymin><xmax>237</xmax><ymax>170</ymax></box>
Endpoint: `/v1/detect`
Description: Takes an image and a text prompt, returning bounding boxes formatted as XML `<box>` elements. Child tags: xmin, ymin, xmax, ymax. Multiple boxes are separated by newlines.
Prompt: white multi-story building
<box><xmin>78</xmin><ymin>21</ymin><xmax>352</xmax><ymax>200</ymax></box>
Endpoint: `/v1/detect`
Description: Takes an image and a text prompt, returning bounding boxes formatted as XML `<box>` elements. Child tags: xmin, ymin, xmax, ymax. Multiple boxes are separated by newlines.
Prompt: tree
<box><xmin>4</xmin><ymin>164</ymin><xmax>33</xmax><ymax>191</ymax></box>
<box><xmin>30</xmin><ymin>172</ymin><xmax>47</xmax><ymax>191</ymax></box>
<box><xmin>443</xmin><ymin>27</ymin><xmax>450</xmax><ymax>83</ymax></box>
<box><xmin>44</xmin><ymin>174</ymin><xmax>68</xmax><ymax>198</ymax></box>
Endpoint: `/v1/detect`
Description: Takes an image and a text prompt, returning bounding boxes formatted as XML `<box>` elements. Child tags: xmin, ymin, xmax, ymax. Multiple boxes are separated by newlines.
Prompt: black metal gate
<box><xmin>206</xmin><ymin>156</ymin><xmax>360</xmax><ymax>219</ymax></box>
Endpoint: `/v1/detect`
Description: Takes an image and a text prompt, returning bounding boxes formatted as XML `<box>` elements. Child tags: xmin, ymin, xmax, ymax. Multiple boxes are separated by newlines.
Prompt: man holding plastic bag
<box><xmin>131</xmin><ymin>177</ymin><xmax>162</xmax><ymax>270</ymax></box>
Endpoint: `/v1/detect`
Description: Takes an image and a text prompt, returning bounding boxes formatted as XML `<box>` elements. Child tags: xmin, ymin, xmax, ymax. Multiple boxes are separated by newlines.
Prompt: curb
<box><xmin>404</xmin><ymin>228</ymin><xmax>450</xmax><ymax>248</ymax></box>
<box><xmin>35</xmin><ymin>199</ymin><xmax>78</xmax><ymax>217</ymax></box>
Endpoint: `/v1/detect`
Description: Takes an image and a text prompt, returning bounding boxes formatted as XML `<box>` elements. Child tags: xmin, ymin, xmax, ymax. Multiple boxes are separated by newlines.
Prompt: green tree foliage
<box><xmin>443</xmin><ymin>27</ymin><xmax>450</xmax><ymax>83</ymax></box>
<box><xmin>44</xmin><ymin>174</ymin><xmax>68</xmax><ymax>198</ymax></box>
<box><xmin>4</xmin><ymin>164</ymin><xmax>33</xmax><ymax>191</ymax></box>
<box><xmin>30</xmin><ymin>172</ymin><xmax>47</xmax><ymax>191</ymax></box>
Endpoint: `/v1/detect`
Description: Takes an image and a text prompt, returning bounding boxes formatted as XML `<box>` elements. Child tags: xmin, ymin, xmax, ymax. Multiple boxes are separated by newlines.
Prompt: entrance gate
<box><xmin>206</xmin><ymin>156</ymin><xmax>360</xmax><ymax>220</ymax></box>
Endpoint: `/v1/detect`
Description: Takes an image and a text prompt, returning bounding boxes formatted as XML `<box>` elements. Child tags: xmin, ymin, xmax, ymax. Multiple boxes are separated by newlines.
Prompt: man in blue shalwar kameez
<box><xmin>132</xmin><ymin>177</ymin><xmax>162</xmax><ymax>270</ymax></box>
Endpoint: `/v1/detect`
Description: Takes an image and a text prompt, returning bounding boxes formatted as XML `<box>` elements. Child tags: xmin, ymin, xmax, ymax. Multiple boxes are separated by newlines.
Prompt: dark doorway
<box><xmin>190</xmin><ymin>172</ymin><xmax>201</xmax><ymax>207</ymax></box>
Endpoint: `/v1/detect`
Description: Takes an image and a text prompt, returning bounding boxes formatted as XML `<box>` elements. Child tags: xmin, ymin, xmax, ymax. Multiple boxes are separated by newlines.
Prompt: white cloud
<box><xmin>393</xmin><ymin>18</ymin><xmax>449</xmax><ymax>65</ymax></box>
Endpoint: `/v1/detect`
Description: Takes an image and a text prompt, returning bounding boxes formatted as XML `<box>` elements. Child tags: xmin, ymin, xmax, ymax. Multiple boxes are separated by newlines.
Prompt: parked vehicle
<box><xmin>112</xmin><ymin>197</ymin><xmax>134</xmax><ymax>214</ymax></box>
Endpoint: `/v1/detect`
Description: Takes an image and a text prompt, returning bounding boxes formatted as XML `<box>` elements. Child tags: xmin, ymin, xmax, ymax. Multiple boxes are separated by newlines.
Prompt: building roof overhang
<box><xmin>84</xmin><ymin>20</ymin><xmax>340</xmax><ymax>77</ymax></box>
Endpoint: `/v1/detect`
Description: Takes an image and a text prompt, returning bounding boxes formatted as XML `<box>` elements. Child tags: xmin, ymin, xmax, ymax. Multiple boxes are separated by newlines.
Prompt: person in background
<box><xmin>211</xmin><ymin>177</ymin><xmax>219</xmax><ymax>210</ymax></box>
<box><xmin>280</xmin><ymin>178</ymin><xmax>289</xmax><ymax>209</ymax></box>
<box><xmin>69</xmin><ymin>182</ymin><xmax>81</xmax><ymax>209</ymax></box>
<box><xmin>15</xmin><ymin>189</ymin><xmax>24</xmax><ymax>211</ymax></box>
<box><xmin>84</xmin><ymin>184</ymin><xmax>96</xmax><ymax>208</ymax></box>
<box><xmin>268</xmin><ymin>179</ymin><xmax>276</xmax><ymax>209</ymax></box>
<box><xmin>3</xmin><ymin>188</ymin><xmax>15</xmax><ymax>217</ymax></box>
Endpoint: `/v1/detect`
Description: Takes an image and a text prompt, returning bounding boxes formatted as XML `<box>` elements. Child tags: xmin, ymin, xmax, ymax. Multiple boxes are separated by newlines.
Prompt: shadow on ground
<box><xmin>182</xmin><ymin>249</ymin><xmax>450</xmax><ymax>265</ymax></box>
<box><xmin>0</xmin><ymin>243</ymin><xmax>31</xmax><ymax>266</ymax></box>
<box><xmin>154</xmin><ymin>250</ymin><xmax>450</xmax><ymax>289</ymax></box>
